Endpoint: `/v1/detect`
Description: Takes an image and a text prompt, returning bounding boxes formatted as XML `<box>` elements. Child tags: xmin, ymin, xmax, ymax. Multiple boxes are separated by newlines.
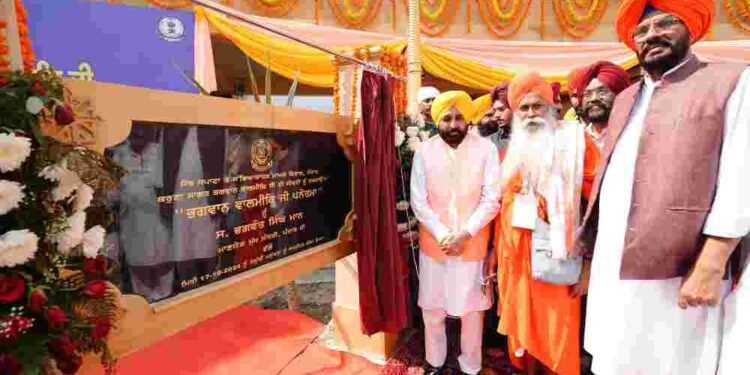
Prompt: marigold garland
<box><xmin>249</xmin><ymin>0</ymin><xmax>299</xmax><ymax>17</ymax></box>
<box><xmin>329</xmin><ymin>0</ymin><xmax>383</xmax><ymax>29</ymax></box>
<box><xmin>146</xmin><ymin>0</ymin><xmax>192</xmax><ymax>9</ymax></box>
<box><xmin>316</xmin><ymin>0</ymin><xmax>322</xmax><ymax>24</ymax></box>
<box><xmin>333</xmin><ymin>59</ymin><xmax>341</xmax><ymax>115</ymax></box>
<box><xmin>552</xmin><ymin>0</ymin><xmax>608</xmax><ymax>39</ymax></box>
<box><xmin>14</xmin><ymin>0</ymin><xmax>34</xmax><ymax>72</ymax></box>
<box><xmin>476</xmin><ymin>0</ymin><xmax>532</xmax><ymax>39</ymax></box>
<box><xmin>381</xmin><ymin>50</ymin><xmax>407</xmax><ymax>116</ymax></box>
<box><xmin>724</xmin><ymin>0</ymin><xmax>750</xmax><ymax>35</ymax></box>
<box><xmin>401</xmin><ymin>0</ymin><xmax>460</xmax><ymax>37</ymax></box>
<box><xmin>0</xmin><ymin>21</ymin><xmax>9</xmax><ymax>73</ymax></box>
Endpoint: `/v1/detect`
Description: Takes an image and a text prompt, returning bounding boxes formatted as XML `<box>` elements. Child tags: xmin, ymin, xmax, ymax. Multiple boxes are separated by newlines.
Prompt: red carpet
<box><xmin>84</xmin><ymin>305</ymin><xmax>381</xmax><ymax>375</ymax></box>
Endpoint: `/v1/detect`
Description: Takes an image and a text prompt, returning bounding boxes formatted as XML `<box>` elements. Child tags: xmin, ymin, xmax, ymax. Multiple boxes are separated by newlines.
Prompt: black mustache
<box><xmin>585</xmin><ymin>101</ymin><xmax>607</xmax><ymax>109</ymax></box>
<box><xmin>644</xmin><ymin>40</ymin><xmax>672</xmax><ymax>51</ymax></box>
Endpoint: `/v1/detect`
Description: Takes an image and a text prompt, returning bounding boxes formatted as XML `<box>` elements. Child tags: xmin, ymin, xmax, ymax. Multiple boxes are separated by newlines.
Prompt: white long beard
<box><xmin>500</xmin><ymin>111</ymin><xmax>558</xmax><ymax>192</ymax></box>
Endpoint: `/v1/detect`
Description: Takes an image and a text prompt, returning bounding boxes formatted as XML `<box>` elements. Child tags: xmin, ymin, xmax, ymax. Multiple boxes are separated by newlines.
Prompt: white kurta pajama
<box><xmin>411</xmin><ymin>139</ymin><xmax>501</xmax><ymax>374</ymax></box>
<box><xmin>585</xmin><ymin>65</ymin><xmax>750</xmax><ymax>375</ymax></box>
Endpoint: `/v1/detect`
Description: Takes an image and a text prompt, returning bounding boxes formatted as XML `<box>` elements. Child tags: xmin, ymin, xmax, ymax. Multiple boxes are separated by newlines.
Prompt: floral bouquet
<box><xmin>0</xmin><ymin>70</ymin><xmax>125</xmax><ymax>374</ymax></box>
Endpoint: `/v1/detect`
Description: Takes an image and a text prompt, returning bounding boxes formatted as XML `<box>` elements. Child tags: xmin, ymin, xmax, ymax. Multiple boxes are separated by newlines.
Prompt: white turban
<box><xmin>418</xmin><ymin>87</ymin><xmax>440</xmax><ymax>103</ymax></box>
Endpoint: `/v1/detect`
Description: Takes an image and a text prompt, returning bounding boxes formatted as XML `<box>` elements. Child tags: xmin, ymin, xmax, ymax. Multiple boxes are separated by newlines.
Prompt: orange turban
<box><xmin>615</xmin><ymin>0</ymin><xmax>714</xmax><ymax>51</ymax></box>
<box><xmin>507</xmin><ymin>72</ymin><xmax>554</xmax><ymax>111</ymax></box>
<box><xmin>471</xmin><ymin>94</ymin><xmax>492</xmax><ymax>125</ymax></box>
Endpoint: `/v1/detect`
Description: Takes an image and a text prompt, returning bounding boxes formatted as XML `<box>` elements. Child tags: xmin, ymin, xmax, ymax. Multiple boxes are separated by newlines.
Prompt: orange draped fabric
<box><xmin>494</xmin><ymin>133</ymin><xmax>599</xmax><ymax>375</ymax></box>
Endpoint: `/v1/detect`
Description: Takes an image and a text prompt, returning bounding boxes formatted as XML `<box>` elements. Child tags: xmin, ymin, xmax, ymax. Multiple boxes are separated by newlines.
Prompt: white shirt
<box><xmin>585</xmin><ymin>59</ymin><xmax>750</xmax><ymax>375</ymax></box>
<box><xmin>410</xmin><ymin>135</ymin><xmax>501</xmax><ymax>242</ymax></box>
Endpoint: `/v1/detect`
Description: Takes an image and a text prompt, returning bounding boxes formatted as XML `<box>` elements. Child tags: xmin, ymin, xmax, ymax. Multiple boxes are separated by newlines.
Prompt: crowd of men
<box><xmin>409</xmin><ymin>0</ymin><xmax>750</xmax><ymax>374</ymax></box>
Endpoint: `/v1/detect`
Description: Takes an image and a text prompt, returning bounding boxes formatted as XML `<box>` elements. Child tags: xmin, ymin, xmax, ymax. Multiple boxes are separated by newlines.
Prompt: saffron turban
<box><xmin>431</xmin><ymin>91</ymin><xmax>475</xmax><ymax>124</ymax></box>
<box><xmin>567</xmin><ymin>67</ymin><xmax>587</xmax><ymax>97</ymax></box>
<box><xmin>490</xmin><ymin>83</ymin><xmax>510</xmax><ymax>109</ymax></box>
<box><xmin>507</xmin><ymin>72</ymin><xmax>554</xmax><ymax>111</ymax></box>
<box><xmin>471</xmin><ymin>94</ymin><xmax>492</xmax><ymax>125</ymax></box>
<box><xmin>575</xmin><ymin>61</ymin><xmax>631</xmax><ymax>103</ymax></box>
<box><xmin>615</xmin><ymin>0</ymin><xmax>714</xmax><ymax>51</ymax></box>
<box><xmin>418</xmin><ymin>86</ymin><xmax>440</xmax><ymax>102</ymax></box>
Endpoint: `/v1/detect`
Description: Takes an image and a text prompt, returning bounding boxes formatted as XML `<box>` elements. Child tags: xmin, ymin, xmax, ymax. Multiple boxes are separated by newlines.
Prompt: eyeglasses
<box><xmin>582</xmin><ymin>87</ymin><xmax>613</xmax><ymax>101</ymax></box>
<box><xmin>632</xmin><ymin>14</ymin><xmax>681</xmax><ymax>41</ymax></box>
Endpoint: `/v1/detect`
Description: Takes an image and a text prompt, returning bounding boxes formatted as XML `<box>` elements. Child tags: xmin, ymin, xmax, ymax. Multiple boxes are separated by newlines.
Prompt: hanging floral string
<box><xmin>316</xmin><ymin>0</ymin><xmax>322</xmax><ymax>24</ymax></box>
<box><xmin>249</xmin><ymin>0</ymin><xmax>300</xmax><ymax>17</ymax></box>
<box><xmin>333</xmin><ymin>58</ymin><xmax>341</xmax><ymax>115</ymax></box>
<box><xmin>467</xmin><ymin>0</ymin><xmax>472</xmax><ymax>34</ymax></box>
<box><xmin>14</xmin><ymin>0</ymin><xmax>34</xmax><ymax>72</ymax></box>
<box><xmin>391</xmin><ymin>0</ymin><xmax>397</xmax><ymax>33</ymax></box>
<box><xmin>552</xmin><ymin>0</ymin><xmax>608</xmax><ymax>39</ymax></box>
<box><xmin>0</xmin><ymin>21</ymin><xmax>9</xmax><ymax>73</ymax></box>
<box><xmin>476</xmin><ymin>0</ymin><xmax>532</xmax><ymax>39</ymax></box>
<box><xmin>540</xmin><ymin>0</ymin><xmax>546</xmax><ymax>39</ymax></box>
<box><xmin>401</xmin><ymin>0</ymin><xmax>460</xmax><ymax>37</ymax></box>
<box><xmin>724</xmin><ymin>0</ymin><xmax>750</xmax><ymax>35</ymax></box>
<box><xmin>329</xmin><ymin>0</ymin><xmax>384</xmax><ymax>29</ymax></box>
<box><xmin>381</xmin><ymin>49</ymin><xmax>407</xmax><ymax>116</ymax></box>
<box><xmin>146</xmin><ymin>0</ymin><xmax>192</xmax><ymax>9</ymax></box>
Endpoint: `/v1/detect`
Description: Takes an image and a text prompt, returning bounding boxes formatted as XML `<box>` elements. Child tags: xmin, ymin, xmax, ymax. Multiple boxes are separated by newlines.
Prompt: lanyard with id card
<box><xmin>512</xmin><ymin>176</ymin><xmax>538</xmax><ymax>230</ymax></box>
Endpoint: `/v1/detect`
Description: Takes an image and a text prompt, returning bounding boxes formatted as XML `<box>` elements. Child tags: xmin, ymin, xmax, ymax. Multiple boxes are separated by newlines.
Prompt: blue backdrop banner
<box><xmin>25</xmin><ymin>0</ymin><xmax>197</xmax><ymax>93</ymax></box>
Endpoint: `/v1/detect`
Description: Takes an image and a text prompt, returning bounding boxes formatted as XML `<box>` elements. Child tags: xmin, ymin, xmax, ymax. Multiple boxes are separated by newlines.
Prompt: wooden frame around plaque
<box><xmin>62</xmin><ymin>79</ymin><xmax>356</xmax><ymax>361</ymax></box>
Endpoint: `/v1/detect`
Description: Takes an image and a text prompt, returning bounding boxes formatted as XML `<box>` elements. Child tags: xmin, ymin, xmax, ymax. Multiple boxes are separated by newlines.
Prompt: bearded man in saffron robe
<box><xmin>494</xmin><ymin>72</ymin><xmax>600</xmax><ymax>375</ymax></box>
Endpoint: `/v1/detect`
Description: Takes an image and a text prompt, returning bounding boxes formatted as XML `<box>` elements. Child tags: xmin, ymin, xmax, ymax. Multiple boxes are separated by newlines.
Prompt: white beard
<box><xmin>500</xmin><ymin>110</ymin><xmax>558</xmax><ymax>192</ymax></box>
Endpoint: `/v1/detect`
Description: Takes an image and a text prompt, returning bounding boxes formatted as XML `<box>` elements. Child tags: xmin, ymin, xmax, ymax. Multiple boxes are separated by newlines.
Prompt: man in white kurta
<box><xmin>411</xmin><ymin>91</ymin><xmax>500</xmax><ymax>375</ymax></box>
<box><xmin>582</xmin><ymin>3</ymin><xmax>750</xmax><ymax>374</ymax></box>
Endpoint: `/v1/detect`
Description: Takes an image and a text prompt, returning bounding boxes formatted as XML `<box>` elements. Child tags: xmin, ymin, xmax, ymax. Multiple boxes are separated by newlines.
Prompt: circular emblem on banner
<box><xmin>251</xmin><ymin>139</ymin><xmax>273</xmax><ymax>172</ymax></box>
<box><xmin>158</xmin><ymin>17</ymin><xmax>185</xmax><ymax>42</ymax></box>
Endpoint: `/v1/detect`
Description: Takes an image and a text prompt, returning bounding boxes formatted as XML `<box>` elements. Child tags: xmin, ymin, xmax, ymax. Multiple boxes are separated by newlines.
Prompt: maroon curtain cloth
<box><xmin>355</xmin><ymin>71</ymin><xmax>408</xmax><ymax>335</ymax></box>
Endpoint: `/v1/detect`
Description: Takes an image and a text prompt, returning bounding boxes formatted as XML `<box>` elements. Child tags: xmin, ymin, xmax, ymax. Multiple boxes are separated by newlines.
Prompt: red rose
<box><xmin>48</xmin><ymin>333</ymin><xmax>78</xmax><ymax>359</ymax></box>
<box><xmin>83</xmin><ymin>280</ymin><xmax>107</xmax><ymax>298</ymax></box>
<box><xmin>55</xmin><ymin>355</ymin><xmax>82</xmax><ymax>375</ymax></box>
<box><xmin>53</xmin><ymin>104</ymin><xmax>75</xmax><ymax>126</ymax></box>
<box><xmin>45</xmin><ymin>306</ymin><xmax>68</xmax><ymax>330</ymax></box>
<box><xmin>0</xmin><ymin>274</ymin><xmax>26</xmax><ymax>303</ymax></box>
<box><xmin>83</xmin><ymin>256</ymin><xmax>107</xmax><ymax>276</ymax></box>
<box><xmin>0</xmin><ymin>353</ymin><xmax>21</xmax><ymax>375</ymax></box>
<box><xmin>89</xmin><ymin>317</ymin><xmax>111</xmax><ymax>340</ymax></box>
<box><xmin>29</xmin><ymin>81</ymin><xmax>45</xmax><ymax>96</ymax></box>
<box><xmin>0</xmin><ymin>76</ymin><xmax>8</xmax><ymax>86</ymax></box>
<box><xmin>28</xmin><ymin>288</ymin><xmax>48</xmax><ymax>314</ymax></box>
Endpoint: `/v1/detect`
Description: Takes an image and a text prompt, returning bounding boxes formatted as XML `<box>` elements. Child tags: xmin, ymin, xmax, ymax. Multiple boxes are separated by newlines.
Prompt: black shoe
<box><xmin>423</xmin><ymin>365</ymin><xmax>444</xmax><ymax>375</ymax></box>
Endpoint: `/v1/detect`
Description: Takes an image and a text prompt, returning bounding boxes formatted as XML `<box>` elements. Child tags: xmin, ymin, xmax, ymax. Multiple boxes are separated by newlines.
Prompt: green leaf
<box><xmin>265</xmin><ymin>50</ymin><xmax>272</xmax><ymax>106</ymax></box>
<box><xmin>286</xmin><ymin>70</ymin><xmax>300</xmax><ymax>108</ymax></box>
<box><xmin>245</xmin><ymin>56</ymin><xmax>261</xmax><ymax>104</ymax></box>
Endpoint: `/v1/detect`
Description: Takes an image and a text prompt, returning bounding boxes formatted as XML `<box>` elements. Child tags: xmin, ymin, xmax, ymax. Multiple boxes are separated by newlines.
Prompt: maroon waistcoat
<box><xmin>577</xmin><ymin>55</ymin><xmax>747</xmax><ymax>279</ymax></box>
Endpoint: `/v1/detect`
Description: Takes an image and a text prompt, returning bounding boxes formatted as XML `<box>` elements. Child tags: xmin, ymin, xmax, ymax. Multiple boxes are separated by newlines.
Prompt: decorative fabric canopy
<box><xmin>195</xmin><ymin>7</ymin><xmax>750</xmax><ymax>91</ymax></box>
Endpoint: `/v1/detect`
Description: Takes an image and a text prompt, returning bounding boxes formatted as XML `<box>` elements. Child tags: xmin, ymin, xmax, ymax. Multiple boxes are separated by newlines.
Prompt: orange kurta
<box><xmin>495</xmin><ymin>134</ymin><xmax>599</xmax><ymax>375</ymax></box>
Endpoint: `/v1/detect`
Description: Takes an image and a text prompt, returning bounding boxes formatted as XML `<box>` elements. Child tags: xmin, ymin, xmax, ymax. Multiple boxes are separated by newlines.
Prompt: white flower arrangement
<box><xmin>0</xmin><ymin>180</ymin><xmax>24</xmax><ymax>216</ymax></box>
<box><xmin>56</xmin><ymin>212</ymin><xmax>86</xmax><ymax>254</ymax></box>
<box><xmin>419</xmin><ymin>130</ymin><xmax>431</xmax><ymax>142</ymax></box>
<box><xmin>0</xmin><ymin>134</ymin><xmax>32</xmax><ymax>173</ymax></box>
<box><xmin>73</xmin><ymin>184</ymin><xmax>94</xmax><ymax>213</ymax></box>
<box><xmin>405</xmin><ymin>126</ymin><xmax>420</xmax><ymax>138</ymax></box>
<box><xmin>395</xmin><ymin>129</ymin><xmax>406</xmax><ymax>147</ymax></box>
<box><xmin>38</xmin><ymin>162</ymin><xmax>83</xmax><ymax>202</ymax></box>
<box><xmin>0</xmin><ymin>229</ymin><xmax>39</xmax><ymax>267</ymax></box>
<box><xmin>396</xmin><ymin>200</ymin><xmax>410</xmax><ymax>211</ymax></box>
<box><xmin>81</xmin><ymin>225</ymin><xmax>105</xmax><ymax>259</ymax></box>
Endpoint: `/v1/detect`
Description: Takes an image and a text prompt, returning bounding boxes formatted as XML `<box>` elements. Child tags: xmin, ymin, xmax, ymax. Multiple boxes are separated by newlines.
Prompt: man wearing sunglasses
<box><xmin>575</xmin><ymin>1</ymin><xmax>750</xmax><ymax>374</ymax></box>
